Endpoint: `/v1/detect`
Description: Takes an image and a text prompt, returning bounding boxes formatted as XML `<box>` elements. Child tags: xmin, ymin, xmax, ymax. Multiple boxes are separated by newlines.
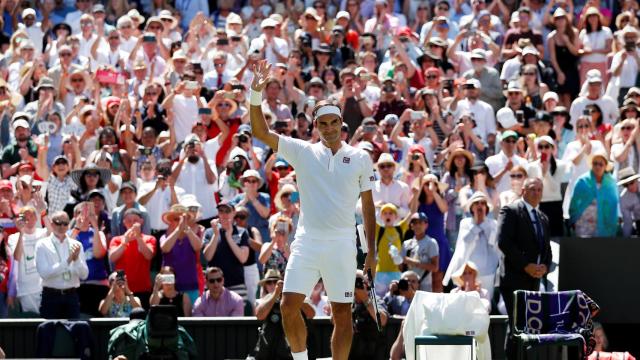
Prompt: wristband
<box><xmin>250</xmin><ymin>89</ymin><xmax>262</xmax><ymax>106</ymax></box>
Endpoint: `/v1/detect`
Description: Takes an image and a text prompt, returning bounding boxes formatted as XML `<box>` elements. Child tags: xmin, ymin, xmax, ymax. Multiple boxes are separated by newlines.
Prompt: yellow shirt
<box><xmin>375</xmin><ymin>219</ymin><xmax>409</xmax><ymax>273</ymax></box>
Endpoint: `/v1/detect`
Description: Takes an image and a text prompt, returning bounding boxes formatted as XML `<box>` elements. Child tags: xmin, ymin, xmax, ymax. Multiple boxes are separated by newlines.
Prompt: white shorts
<box><xmin>283</xmin><ymin>237</ymin><xmax>357</xmax><ymax>303</ymax></box>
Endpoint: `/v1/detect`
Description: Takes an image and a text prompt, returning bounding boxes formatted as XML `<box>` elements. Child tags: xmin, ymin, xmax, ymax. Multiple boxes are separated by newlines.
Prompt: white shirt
<box><xmin>204</xmin><ymin>136</ymin><xmax>222</xmax><ymax>161</ymax></box>
<box><xmin>453</xmin><ymin>98</ymin><xmax>497</xmax><ymax>142</ymax></box>
<box><xmin>249</xmin><ymin>36</ymin><xmax>290</xmax><ymax>65</ymax></box>
<box><xmin>278</xmin><ymin>136</ymin><xmax>375</xmax><ymax>241</ymax></box>
<box><xmin>579</xmin><ymin>27</ymin><xmax>613</xmax><ymax>63</ymax></box>
<box><xmin>174</xmin><ymin>158</ymin><xmax>219</xmax><ymax>219</ymax></box>
<box><xmin>569</xmin><ymin>95</ymin><xmax>619</xmax><ymax>126</ymax></box>
<box><xmin>373</xmin><ymin>178</ymin><xmax>411</xmax><ymax>216</ymax></box>
<box><xmin>610</xmin><ymin>49</ymin><xmax>640</xmax><ymax>88</ymax></box>
<box><xmin>526</xmin><ymin>159</ymin><xmax>570</xmax><ymax>202</ymax></box>
<box><xmin>8</xmin><ymin>229</ymin><xmax>48</xmax><ymax>296</ymax></box>
<box><xmin>137</xmin><ymin>180</ymin><xmax>185</xmax><ymax>230</ymax></box>
<box><xmin>203</xmin><ymin>69</ymin><xmax>235</xmax><ymax>90</ymax></box>
<box><xmin>119</xmin><ymin>36</ymin><xmax>138</xmax><ymax>54</ymax></box>
<box><xmin>35</xmin><ymin>234</ymin><xmax>89</xmax><ymax>290</ymax></box>
<box><xmin>500</xmin><ymin>56</ymin><xmax>523</xmax><ymax>82</ymax></box>
<box><xmin>20</xmin><ymin>23</ymin><xmax>44</xmax><ymax>54</ymax></box>
<box><xmin>485</xmin><ymin>151</ymin><xmax>528</xmax><ymax>193</ymax></box>
<box><xmin>172</xmin><ymin>95</ymin><xmax>199</xmax><ymax>142</ymax></box>
<box><xmin>398</xmin><ymin>136</ymin><xmax>435</xmax><ymax>168</ymax></box>
<box><xmin>64</xmin><ymin>10</ymin><xmax>83</xmax><ymax>34</ymax></box>
<box><xmin>78</xmin><ymin>33</ymin><xmax>98</xmax><ymax>59</ymax></box>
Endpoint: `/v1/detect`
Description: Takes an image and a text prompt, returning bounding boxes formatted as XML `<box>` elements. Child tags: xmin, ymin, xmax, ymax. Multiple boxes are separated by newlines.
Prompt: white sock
<box><xmin>291</xmin><ymin>350</ymin><xmax>308</xmax><ymax>360</ymax></box>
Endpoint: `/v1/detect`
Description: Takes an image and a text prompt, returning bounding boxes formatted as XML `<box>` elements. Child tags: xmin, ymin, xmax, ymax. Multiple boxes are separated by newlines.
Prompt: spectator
<box><xmin>203</xmin><ymin>202</ymin><xmax>249</xmax><ymax>298</ymax></box>
<box><xmin>259</xmin><ymin>215</ymin><xmax>291</xmax><ymax>276</ymax></box>
<box><xmin>98</xmin><ymin>271</ymin><xmax>142</xmax><ymax>317</ymax></box>
<box><xmin>383</xmin><ymin>271</ymin><xmax>419</xmax><ymax>317</ymax></box>
<box><xmin>149</xmin><ymin>266</ymin><xmax>191</xmax><ymax>317</ymax></box>
<box><xmin>444</xmin><ymin>192</ymin><xmax>500</xmax><ymax>300</ymax></box>
<box><xmin>308</xmin><ymin>279</ymin><xmax>330</xmax><ymax>317</ymax></box>
<box><xmin>349</xmin><ymin>269</ymin><xmax>389</xmax><ymax>360</ymax></box>
<box><xmin>233</xmin><ymin>205</ymin><xmax>262</xmax><ymax>309</ymax></box>
<box><xmin>229</xmin><ymin>170</ymin><xmax>271</xmax><ymax>244</ymax></box>
<box><xmin>370</xmin><ymin>153</ymin><xmax>411</xmax><ymax>219</ymax></box>
<box><xmin>108</xmin><ymin>208</ymin><xmax>156</xmax><ymax>309</ymax></box>
<box><xmin>160</xmin><ymin>204</ymin><xmax>203</xmax><ymax>303</ymax></box>
<box><xmin>450</xmin><ymin>261</ymin><xmax>491</xmax><ymax>313</ymax></box>
<box><xmin>527</xmin><ymin>136</ymin><xmax>570</xmax><ymax>236</ymax></box>
<box><xmin>578</xmin><ymin>7</ymin><xmax>612</xmax><ymax>86</ymax></box>
<box><xmin>110</xmin><ymin>182</ymin><xmax>151</xmax><ymax>237</ymax></box>
<box><xmin>450</xmin><ymin>79</ymin><xmax>497</xmax><ymax>151</ymax></box>
<box><xmin>569</xmin><ymin>151</ymin><xmax>619</xmax><ymax>237</ymax></box>
<box><xmin>390</xmin><ymin>109</ymin><xmax>439</xmax><ymax>169</ymax></box>
<box><xmin>569</xmin><ymin>70</ymin><xmax>619</xmax><ymax>127</ymax></box>
<box><xmin>36</xmin><ymin>153</ymin><xmax>76</xmax><ymax>215</ymax></box>
<box><xmin>486</xmin><ymin>131</ymin><xmax>528</xmax><ymax>194</ymax></box>
<box><xmin>401</xmin><ymin>212</ymin><xmax>439</xmax><ymax>292</ymax></box>
<box><xmin>70</xmin><ymin>201</ymin><xmax>108</xmax><ymax>317</ymax></box>
<box><xmin>373</xmin><ymin>203</ymin><xmax>410</xmax><ymax>296</ymax></box>
<box><xmin>67</xmin><ymin>162</ymin><xmax>116</xmax><ymax>215</ymax></box>
<box><xmin>2</xmin><ymin>115</ymin><xmax>38</xmax><ymax>180</ymax></box>
<box><xmin>192</xmin><ymin>267</ymin><xmax>244</xmax><ymax>317</ymax></box>
<box><xmin>499</xmin><ymin>165</ymin><xmax>528</xmax><ymax>207</ymax></box>
<box><xmin>461</xmin><ymin>48</ymin><xmax>503</xmax><ymax>111</ymax></box>
<box><xmin>269</xmin><ymin>183</ymin><xmax>299</xmax><ymax>244</ymax></box>
<box><xmin>7</xmin><ymin>206</ymin><xmax>48</xmax><ymax>316</ymax></box>
<box><xmin>550</xmin><ymin>106</ymin><xmax>575</xmax><ymax>158</ymax></box>
<box><xmin>611</xmin><ymin>118</ymin><xmax>640</xmax><ymax>175</ymax></box>
<box><xmin>547</xmin><ymin>8</ymin><xmax>581</xmax><ymax>106</ymax></box>
<box><xmin>617</xmin><ymin>167</ymin><xmax>640</xmax><ymax>237</ymax></box>
<box><xmin>35</xmin><ymin>211</ymin><xmax>88</xmax><ymax>319</ymax></box>
<box><xmin>252</xmin><ymin>269</ymin><xmax>315</xmax><ymax>360</ymax></box>
<box><xmin>442</xmin><ymin>148</ymin><xmax>474</xmax><ymax>246</ymax></box>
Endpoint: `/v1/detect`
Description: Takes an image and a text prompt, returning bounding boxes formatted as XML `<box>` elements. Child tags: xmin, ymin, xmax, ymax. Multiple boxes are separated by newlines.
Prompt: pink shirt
<box><xmin>192</xmin><ymin>288</ymin><xmax>244</xmax><ymax>317</ymax></box>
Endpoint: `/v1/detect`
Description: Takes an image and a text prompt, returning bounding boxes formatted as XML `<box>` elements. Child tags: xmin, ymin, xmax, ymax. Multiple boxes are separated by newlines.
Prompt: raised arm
<box><xmin>249</xmin><ymin>60</ymin><xmax>280</xmax><ymax>151</ymax></box>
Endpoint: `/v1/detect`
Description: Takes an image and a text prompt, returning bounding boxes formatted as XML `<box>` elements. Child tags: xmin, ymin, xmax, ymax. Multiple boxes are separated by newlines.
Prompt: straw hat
<box><xmin>259</xmin><ymin>269</ymin><xmax>282</xmax><ymax>286</ymax></box>
<box><xmin>161</xmin><ymin>204</ymin><xmax>194</xmax><ymax>225</ymax></box>
<box><xmin>419</xmin><ymin>174</ymin><xmax>449</xmax><ymax>194</ymax></box>
<box><xmin>617</xmin><ymin>167</ymin><xmax>640</xmax><ymax>186</ymax></box>
<box><xmin>445</xmin><ymin>147</ymin><xmax>474</xmax><ymax>171</ymax></box>
<box><xmin>274</xmin><ymin>184</ymin><xmax>297</xmax><ymax>211</ymax></box>
<box><xmin>588</xmin><ymin>150</ymin><xmax>613</xmax><ymax>172</ymax></box>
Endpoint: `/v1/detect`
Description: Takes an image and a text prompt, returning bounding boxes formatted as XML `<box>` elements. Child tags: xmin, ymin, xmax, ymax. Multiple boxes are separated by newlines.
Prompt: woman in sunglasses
<box><xmin>526</xmin><ymin>136</ymin><xmax>570</xmax><ymax>236</ymax></box>
<box><xmin>499</xmin><ymin>165</ymin><xmax>528</xmax><ymax>207</ymax></box>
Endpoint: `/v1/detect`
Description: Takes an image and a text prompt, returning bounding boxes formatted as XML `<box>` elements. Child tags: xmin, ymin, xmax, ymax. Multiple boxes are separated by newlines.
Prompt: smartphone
<box><xmin>363</xmin><ymin>124</ymin><xmax>377</xmax><ymax>133</ymax></box>
<box><xmin>231</xmin><ymin>35</ymin><xmax>241</xmax><ymax>42</ymax></box>
<box><xmin>290</xmin><ymin>191</ymin><xmax>299</xmax><ymax>203</ymax></box>
<box><xmin>515</xmin><ymin>110</ymin><xmax>525</xmax><ymax>123</ymax></box>
<box><xmin>582</xmin><ymin>109</ymin><xmax>592</xmax><ymax>116</ymax></box>
<box><xmin>412</xmin><ymin>154</ymin><xmax>421</xmax><ymax>161</ymax></box>
<box><xmin>231</xmin><ymin>84</ymin><xmax>245</xmax><ymax>91</ymax></box>
<box><xmin>217</xmin><ymin>38</ymin><xmax>229</xmax><ymax>46</ymax></box>
<box><xmin>96</xmin><ymin>69</ymin><xmax>119</xmax><ymax>85</ymax></box>
<box><xmin>411</xmin><ymin>111</ymin><xmax>423</xmax><ymax>121</ymax></box>
<box><xmin>116</xmin><ymin>270</ymin><xmax>125</xmax><ymax>281</ymax></box>
<box><xmin>540</xmin><ymin>152</ymin><xmax>548</xmax><ymax>162</ymax></box>
<box><xmin>185</xmin><ymin>80</ymin><xmax>198</xmax><ymax>90</ymax></box>
<box><xmin>143</xmin><ymin>35</ymin><xmax>156</xmax><ymax>42</ymax></box>
<box><xmin>398</xmin><ymin>278</ymin><xmax>409</xmax><ymax>291</ymax></box>
<box><xmin>160</xmin><ymin>274</ymin><xmax>175</xmax><ymax>284</ymax></box>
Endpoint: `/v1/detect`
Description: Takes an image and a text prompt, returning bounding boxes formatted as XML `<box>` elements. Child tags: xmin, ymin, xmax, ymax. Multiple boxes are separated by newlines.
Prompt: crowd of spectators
<box><xmin>0</xmin><ymin>0</ymin><xmax>636</xmax><ymax>351</ymax></box>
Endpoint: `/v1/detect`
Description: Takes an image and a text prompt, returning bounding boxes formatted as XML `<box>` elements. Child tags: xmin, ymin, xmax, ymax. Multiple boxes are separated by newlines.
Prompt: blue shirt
<box><xmin>230</xmin><ymin>193</ymin><xmax>271</xmax><ymax>242</ymax></box>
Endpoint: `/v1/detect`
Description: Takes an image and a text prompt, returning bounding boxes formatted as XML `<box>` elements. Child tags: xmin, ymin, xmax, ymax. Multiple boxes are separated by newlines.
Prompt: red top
<box><xmin>208</xmin><ymin>117</ymin><xmax>242</xmax><ymax>166</ymax></box>
<box><xmin>110</xmin><ymin>234</ymin><xmax>157</xmax><ymax>293</ymax></box>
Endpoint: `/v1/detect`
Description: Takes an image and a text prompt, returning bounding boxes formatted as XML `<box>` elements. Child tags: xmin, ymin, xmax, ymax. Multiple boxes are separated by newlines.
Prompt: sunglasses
<box><xmin>217</xmin><ymin>102</ymin><xmax>231</xmax><ymax>108</ymax></box>
<box><xmin>537</xmin><ymin>144</ymin><xmax>552</xmax><ymax>150</ymax></box>
<box><xmin>85</xmin><ymin>172</ymin><xmax>100</xmax><ymax>177</ymax></box>
<box><xmin>71</xmin><ymin>78</ymin><xmax>84</xmax><ymax>83</ymax></box>
<box><xmin>187</xmin><ymin>206</ymin><xmax>199</xmax><ymax>212</ymax></box>
<box><xmin>235</xmin><ymin>214</ymin><xmax>248</xmax><ymax>220</ymax></box>
<box><xmin>523</xmin><ymin>72</ymin><xmax>536</xmax><ymax>76</ymax></box>
<box><xmin>148</xmin><ymin>26</ymin><xmax>162</xmax><ymax>30</ymax></box>
<box><xmin>244</xmin><ymin>179</ymin><xmax>260</xmax><ymax>184</ymax></box>
<box><xmin>59</xmin><ymin>52</ymin><xmax>72</xmax><ymax>57</ymax></box>
<box><xmin>592</xmin><ymin>161</ymin><xmax>606</xmax><ymax>167</ymax></box>
<box><xmin>622</xmin><ymin>126</ymin><xmax>635</xmax><ymax>131</ymax></box>
<box><xmin>218</xmin><ymin>208</ymin><xmax>233</xmax><ymax>214</ymax></box>
<box><xmin>510</xmin><ymin>173</ymin><xmax>525</xmax><ymax>179</ymax></box>
<box><xmin>214</xmin><ymin>63</ymin><xmax>225</xmax><ymax>67</ymax></box>
<box><xmin>379</xmin><ymin>164</ymin><xmax>394</xmax><ymax>169</ymax></box>
<box><xmin>503</xmin><ymin>138</ymin><xmax>517</xmax><ymax>144</ymax></box>
<box><xmin>54</xmin><ymin>160</ymin><xmax>69</xmax><ymax>166</ymax></box>
<box><xmin>426</xmin><ymin>75</ymin><xmax>438</xmax><ymax>80</ymax></box>
<box><xmin>577</xmin><ymin>124</ymin><xmax>590</xmax><ymax>129</ymax></box>
<box><xmin>507</xmin><ymin>92</ymin><xmax>521</xmax><ymax>96</ymax></box>
<box><xmin>208</xmin><ymin>277</ymin><xmax>223</xmax><ymax>284</ymax></box>
<box><xmin>145</xmin><ymin>92</ymin><xmax>158</xmax><ymax>96</ymax></box>
<box><xmin>52</xmin><ymin>219</ymin><xmax>69</xmax><ymax>226</ymax></box>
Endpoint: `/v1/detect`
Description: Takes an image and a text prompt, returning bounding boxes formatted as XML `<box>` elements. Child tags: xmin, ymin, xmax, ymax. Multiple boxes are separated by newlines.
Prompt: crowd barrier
<box><xmin>0</xmin><ymin>316</ymin><xmax>509</xmax><ymax>359</ymax></box>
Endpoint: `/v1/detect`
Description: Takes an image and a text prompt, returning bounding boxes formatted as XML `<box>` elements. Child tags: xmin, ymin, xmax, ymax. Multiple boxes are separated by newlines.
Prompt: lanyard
<box><xmin>50</xmin><ymin>236</ymin><xmax>69</xmax><ymax>263</ymax></box>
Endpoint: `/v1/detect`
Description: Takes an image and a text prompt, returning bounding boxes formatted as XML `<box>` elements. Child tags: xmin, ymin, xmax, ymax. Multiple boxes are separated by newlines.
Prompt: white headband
<box><xmin>315</xmin><ymin>105</ymin><xmax>342</xmax><ymax>119</ymax></box>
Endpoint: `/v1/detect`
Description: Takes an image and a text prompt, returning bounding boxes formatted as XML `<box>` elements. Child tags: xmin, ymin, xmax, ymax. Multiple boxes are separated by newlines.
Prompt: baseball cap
<box><xmin>470</xmin><ymin>49</ymin><xmax>486</xmax><ymax>60</ymax></box>
<box><xmin>543</xmin><ymin>91</ymin><xmax>559</xmax><ymax>103</ymax></box>
<box><xmin>261</xmin><ymin>18</ymin><xmax>278</xmax><ymax>28</ymax></box>
<box><xmin>12</xmin><ymin>119</ymin><xmax>30</xmax><ymax>132</ymax></box>
<box><xmin>237</xmin><ymin>124</ymin><xmax>252</xmax><ymax>135</ymax></box>
<box><xmin>410</xmin><ymin>212</ymin><xmax>428</xmax><ymax>222</ymax></box>
<box><xmin>357</xmin><ymin>141</ymin><xmax>374</xmax><ymax>152</ymax></box>
<box><xmin>336</xmin><ymin>11</ymin><xmax>350</xmax><ymax>20</ymax></box>
<box><xmin>22</xmin><ymin>8</ymin><xmax>36</xmax><ymax>18</ymax></box>
<box><xmin>501</xmin><ymin>130</ymin><xmax>519</xmax><ymax>141</ymax></box>
<box><xmin>0</xmin><ymin>180</ymin><xmax>12</xmax><ymax>191</ymax></box>
<box><xmin>496</xmin><ymin>108</ymin><xmax>518</xmax><ymax>129</ymax></box>
<box><xmin>464</xmin><ymin>78</ymin><xmax>482</xmax><ymax>89</ymax></box>
<box><xmin>120</xmin><ymin>181</ymin><xmax>137</xmax><ymax>193</ymax></box>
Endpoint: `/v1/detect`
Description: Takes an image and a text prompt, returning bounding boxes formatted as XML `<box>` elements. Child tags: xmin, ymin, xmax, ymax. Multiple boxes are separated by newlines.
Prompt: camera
<box><xmin>274</xmin><ymin>121</ymin><xmax>288</xmax><ymax>130</ymax></box>
<box><xmin>363</xmin><ymin>125</ymin><xmax>377</xmax><ymax>133</ymax></box>
<box><xmin>157</xmin><ymin>167</ymin><xmax>171</xmax><ymax>177</ymax></box>
<box><xmin>515</xmin><ymin>110</ymin><xmax>525</xmax><ymax>123</ymax></box>
<box><xmin>625</xmin><ymin>41</ymin><xmax>636</xmax><ymax>52</ymax></box>
<box><xmin>238</xmin><ymin>134</ymin><xmax>249</xmax><ymax>143</ymax></box>
<box><xmin>393</xmin><ymin>279</ymin><xmax>410</xmax><ymax>295</ymax></box>
<box><xmin>412</xmin><ymin>154</ymin><xmax>421</xmax><ymax>161</ymax></box>
<box><xmin>382</xmin><ymin>85</ymin><xmax>395</xmax><ymax>93</ymax></box>
<box><xmin>355</xmin><ymin>277</ymin><xmax>366</xmax><ymax>290</ymax></box>
<box><xmin>116</xmin><ymin>270</ymin><xmax>125</xmax><ymax>282</ymax></box>
<box><xmin>216</xmin><ymin>38</ymin><xmax>229</xmax><ymax>46</ymax></box>
<box><xmin>138</xmin><ymin>146</ymin><xmax>153</xmax><ymax>156</ymax></box>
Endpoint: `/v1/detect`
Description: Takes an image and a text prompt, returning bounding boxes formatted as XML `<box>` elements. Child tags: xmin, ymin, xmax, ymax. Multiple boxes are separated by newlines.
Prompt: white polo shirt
<box><xmin>278</xmin><ymin>136</ymin><xmax>375</xmax><ymax>241</ymax></box>
<box><xmin>174</xmin><ymin>158</ymin><xmax>219</xmax><ymax>219</ymax></box>
<box><xmin>485</xmin><ymin>151</ymin><xmax>528</xmax><ymax>193</ymax></box>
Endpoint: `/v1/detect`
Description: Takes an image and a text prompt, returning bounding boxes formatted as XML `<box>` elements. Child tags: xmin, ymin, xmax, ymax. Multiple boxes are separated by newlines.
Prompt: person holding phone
<box><xmin>526</xmin><ymin>136</ymin><xmax>570</xmax><ymax>236</ymax></box>
<box><xmin>610</xmin><ymin>26</ymin><xmax>640</xmax><ymax>105</ymax></box>
<box><xmin>259</xmin><ymin>215</ymin><xmax>292</xmax><ymax>276</ymax></box>
<box><xmin>149</xmin><ymin>266</ymin><xmax>191</xmax><ymax>317</ymax></box>
<box><xmin>98</xmin><ymin>271</ymin><xmax>142</xmax><ymax>317</ymax></box>
<box><xmin>269</xmin><ymin>183</ymin><xmax>299</xmax><ymax>245</ymax></box>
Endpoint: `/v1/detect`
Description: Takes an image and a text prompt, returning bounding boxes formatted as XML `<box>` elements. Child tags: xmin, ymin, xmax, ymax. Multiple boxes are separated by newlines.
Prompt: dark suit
<box><xmin>497</xmin><ymin>199</ymin><xmax>552</xmax><ymax>359</ymax></box>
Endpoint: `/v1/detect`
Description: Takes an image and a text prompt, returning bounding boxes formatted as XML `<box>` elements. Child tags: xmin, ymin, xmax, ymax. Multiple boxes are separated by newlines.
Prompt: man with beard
<box><xmin>249</xmin><ymin>60</ymin><xmax>377</xmax><ymax>360</ymax></box>
<box><xmin>171</xmin><ymin>135</ymin><xmax>218</xmax><ymax>225</ymax></box>
<box><xmin>2</xmin><ymin>114</ymin><xmax>38</xmax><ymax>179</ymax></box>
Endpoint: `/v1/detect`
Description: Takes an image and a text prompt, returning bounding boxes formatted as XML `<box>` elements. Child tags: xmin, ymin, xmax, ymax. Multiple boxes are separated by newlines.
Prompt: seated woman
<box><xmin>259</xmin><ymin>215</ymin><xmax>292</xmax><ymax>276</ymax></box>
<box><xmin>450</xmin><ymin>261</ymin><xmax>491</xmax><ymax>313</ymax></box>
<box><xmin>569</xmin><ymin>151</ymin><xmax>619</xmax><ymax>237</ymax></box>
<box><xmin>149</xmin><ymin>266</ymin><xmax>192</xmax><ymax>317</ymax></box>
<box><xmin>98</xmin><ymin>271</ymin><xmax>142</xmax><ymax>317</ymax></box>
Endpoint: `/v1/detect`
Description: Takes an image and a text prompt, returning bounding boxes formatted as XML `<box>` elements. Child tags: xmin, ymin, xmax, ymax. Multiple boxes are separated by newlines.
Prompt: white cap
<box><xmin>542</xmin><ymin>91</ymin><xmax>559</xmax><ymax>103</ymax></box>
<box><xmin>465</xmin><ymin>78</ymin><xmax>482</xmax><ymax>89</ymax></box>
<box><xmin>534</xmin><ymin>135</ymin><xmax>556</xmax><ymax>148</ymax></box>
<box><xmin>336</xmin><ymin>11</ymin><xmax>350</xmax><ymax>20</ymax></box>
<box><xmin>496</xmin><ymin>108</ymin><xmax>518</xmax><ymax>129</ymax></box>
<box><xmin>260</xmin><ymin>18</ymin><xmax>278</xmax><ymax>28</ymax></box>
<box><xmin>521</xmin><ymin>46</ymin><xmax>539</xmax><ymax>57</ymax></box>
<box><xmin>22</xmin><ymin>8</ymin><xmax>36</xmax><ymax>19</ymax></box>
<box><xmin>12</xmin><ymin>119</ymin><xmax>30</xmax><ymax>131</ymax></box>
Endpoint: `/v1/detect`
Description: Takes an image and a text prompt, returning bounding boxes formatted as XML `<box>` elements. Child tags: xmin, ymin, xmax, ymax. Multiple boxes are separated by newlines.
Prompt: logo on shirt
<box><xmin>369</xmin><ymin>176</ymin><xmax>375</xmax><ymax>182</ymax></box>
<box><xmin>345</xmin><ymin>291</ymin><xmax>353</xmax><ymax>298</ymax></box>
<box><xmin>343</xmin><ymin>157</ymin><xmax>351</xmax><ymax>164</ymax></box>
